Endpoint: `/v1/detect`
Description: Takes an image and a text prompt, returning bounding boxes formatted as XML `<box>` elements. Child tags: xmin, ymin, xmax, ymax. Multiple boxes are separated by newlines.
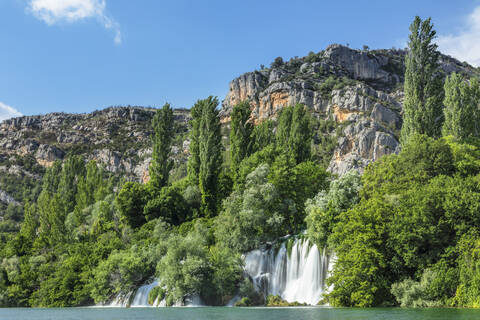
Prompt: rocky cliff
<box><xmin>220</xmin><ymin>44</ymin><xmax>478</xmax><ymax>175</ymax></box>
<box><xmin>1</xmin><ymin>44</ymin><xmax>479</xmax><ymax>223</ymax></box>
<box><xmin>0</xmin><ymin>106</ymin><xmax>191</xmax><ymax>219</ymax></box>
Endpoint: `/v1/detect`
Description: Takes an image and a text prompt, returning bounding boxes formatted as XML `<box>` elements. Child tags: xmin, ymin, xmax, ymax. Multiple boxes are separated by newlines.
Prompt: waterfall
<box><xmin>244</xmin><ymin>237</ymin><xmax>332</xmax><ymax>305</ymax></box>
<box><xmin>106</xmin><ymin>280</ymin><xmax>205</xmax><ymax>307</ymax></box>
<box><xmin>107</xmin><ymin>291</ymin><xmax>133</xmax><ymax>307</ymax></box>
<box><xmin>130</xmin><ymin>280</ymin><xmax>159</xmax><ymax>307</ymax></box>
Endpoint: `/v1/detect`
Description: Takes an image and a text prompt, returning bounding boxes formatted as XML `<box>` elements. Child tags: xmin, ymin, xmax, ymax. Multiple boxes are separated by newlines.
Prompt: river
<box><xmin>1</xmin><ymin>307</ymin><xmax>479</xmax><ymax>320</ymax></box>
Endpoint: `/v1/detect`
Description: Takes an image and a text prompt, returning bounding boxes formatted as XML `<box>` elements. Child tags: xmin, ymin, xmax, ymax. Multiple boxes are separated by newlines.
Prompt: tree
<box><xmin>306</xmin><ymin>170</ymin><xmax>361</xmax><ymax>247</ymax></box>
<box><xmin>215</xmin><ymin>164</ymin><xmax>286</xmax><ymax>252</ymax></box>
<box><xmin>187</xmin><ymin>100</ymin><xmax>202</xmax><ymax>184</ymax></box>
<box><xmin>276</xmin><ymin>104</ymin><xmax>312</xmax><ymax>163</ymax></box>
<box><xmin>230</xmin><ymin>101</ymin><xmax>254</xmax><ymax>182</ymax></box>
<box><xmin>276</xmin><ymin>106</ymin><xmax>293</xmax><ymax>150</ymax></box>
<box><xmin>271</xmin><ymin>57</ymin><xmax>284</xmax><ymax>68</ymax></box>
<box><xmin>150</xmin><ymin>103</ymin><xmax>175</xmax><ymax>189</ymax></box>
<box><xmin>401</xmin><ymin>16</ymin><xmax>444</xmax><ymax>143</ymax></box>
<box><xmin>115</xmin><ymin>182</ymin><xmax>147</xmax><ymax>228</ymax></box>
<box><xmin>443</xmin><ymin>73</ymin><xmax>480</xmax><ymax>140</ymax></box>
<box><xmin>290</xmin><ymin>104</ymin><xmax>312</xmax><ymax>163</ymax></box>
<box><xmin>75</xmin><ymin>161</ymin><xmax>110</xmax><ymax>212</ymax></box>
<box><xmin>143</xmin><ymin>186</ymin><xmax>188</xmax><ymax>225</ymax></box>
<box><xmin>252</xmin><ymin>120</ymin><xmax>275</xmax><ymax>152</ymax></box>
<box><xmin>197</xmin><ymin>97</ymin><xmax>223</xmax><ymax>216</ymax></box>
<box><xmin>57</xmin><ymin>155</ymin><xmax>85</xmax><ymax>215</ymax></box>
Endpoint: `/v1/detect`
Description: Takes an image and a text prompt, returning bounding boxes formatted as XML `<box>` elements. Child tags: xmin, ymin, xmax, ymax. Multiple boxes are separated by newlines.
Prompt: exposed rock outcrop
<box><xmin>0</xmin><ymin>189</ymin><xmax>20</xmax><ymax>206</ymax></box>
<box><xmin>221</xmin><ymin>44</ymin><xmax>477</xmax><ymax>175</ymax></box>
<box><xmin>0</xmin><ymin>106</ymin><xmax>191</xmax><ymax>184</ymax></box>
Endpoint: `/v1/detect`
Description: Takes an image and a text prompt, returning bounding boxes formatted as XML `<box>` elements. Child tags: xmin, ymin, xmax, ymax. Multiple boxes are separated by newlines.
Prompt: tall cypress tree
<box><xmin>187</xmin><ymin>100</ymin><xmax>202</xmax><ymax>184</ymax></box>
<box><xmin>150</xmin><ymin>103</ymin><xmax>175</xmax><ymax>189</ymax></box>
<box><xmin>401</xmin><ymin>16</ymin><xmax>444</xmax><ymax>143</ymax></box>
<box><xmin>230</xmin><ymin>101</ymin><xmax>254</xmax><ymax>181</ymax></box>
<box><xmin>290</xmin><ymin>104</ymin><xmax>312</xmax><ymax>163</ymax></box>
<box><xmin>198</xmin><ymin>97</ymin><xmax>223</xmax><ymax>216</ymax></box>
<box><xmin>252</xmin><ymin>119</ymin><xmax>275</xmax><ymax>151</ymax></box>
<box><xmin>58</xmin><ymin>155</ymin><xmax>85</xmax><ymax>214</ymax></box>
<box><xmin>443</xmin><ymin>73</ymin><xmax>480</xmax><ymax>140</ymax></box>
<box><xmin>276</xmin><ymin>106</ymin><xmax>293</xmax><ymax>149</ymax></box>
<box><xmin>276</xmin><ymin>104</ymin><xmax>312</xmax><ymax>164</ymax></box>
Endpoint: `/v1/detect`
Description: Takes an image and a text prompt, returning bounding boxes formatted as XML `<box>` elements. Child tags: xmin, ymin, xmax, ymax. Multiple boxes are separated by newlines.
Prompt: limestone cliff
<box><xmin>220</xmin><ymin>44</ymin><xmax>478</xmax><ymax>175</ymax></box>
<box><xmin>0</xmin><ymin>106</ymin><xmax>191</xmax><ymax>215</ymax></box>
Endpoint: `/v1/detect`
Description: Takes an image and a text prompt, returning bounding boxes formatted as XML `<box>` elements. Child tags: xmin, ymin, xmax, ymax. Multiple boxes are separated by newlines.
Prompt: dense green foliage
<box><xmin>443</xmin><ymin>73</ymin><xmax>480</xmax><ymax>140</ymax></box>
<box><xmin>150</xmin><ymin>103</ymin><xmax>175</xmax><ymax>190</ymax></box>
<box><xmin>2</xmin><ymin>16</ymin><xmax>480</xmax><ymax>309</ymax></box>
<box><xmin>305</xmin><ymin>170</ymin><xmax>361</xmax><ymax>247</ymax></box>
<box><xmin>230</xmin><ymin>101</ymin><xmax>254</xmax><ymax>182</ymax></box>
<box><xmin>0</xmin><ymin>97</ymin><xmax>329</xmax><ymax>308</ymax></box>
<box><xmin>276</xmin><ymin>104</ymin><xmax>312</xmax><ymax>164</ymax></box>
<box><xmin>401</xmin><ymin>16</ymin><xmax>444</xmax><ymax>143</ymax></box>
<box><xmin>187</xmin><ymin>97</ymin><xmax>224</xmax><ymax>216</ymax></box>
<box><xmin>323</xmin><ymin>135</ymin><xmax>480</xmax><ymax>307</ymax></box>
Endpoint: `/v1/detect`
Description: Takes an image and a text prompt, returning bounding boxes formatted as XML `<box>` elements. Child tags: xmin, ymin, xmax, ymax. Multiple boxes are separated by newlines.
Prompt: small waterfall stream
<box><xmin>130</xmin><ymin>280</ymin><xmax>158</xmax><ymax>307</ymax></box>
<box><xmin>244</xmin><ymin>237</ymin><xmax>332</xmax><ymax>305</ymax></box>
<box><xmin>107</xmin><ymin>237</ymin><xmax>331</xmax><ymax>307</ymax></box>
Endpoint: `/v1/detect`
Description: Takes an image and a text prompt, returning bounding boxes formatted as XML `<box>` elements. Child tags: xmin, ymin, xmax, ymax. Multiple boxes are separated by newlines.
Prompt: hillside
<box><xmin>0</xmin><ymin>106</ymin><xmax>191</xmax><ymax>236</ymax></box>
<box><xmin>221</xmin><ymin>44</ymin><xmax>479</xmax><ymax>175</ymax></box>
<box><xmin>0</xmin><ymin>44</ymin><xmax>478</xmax><ymax>237</ymax></box>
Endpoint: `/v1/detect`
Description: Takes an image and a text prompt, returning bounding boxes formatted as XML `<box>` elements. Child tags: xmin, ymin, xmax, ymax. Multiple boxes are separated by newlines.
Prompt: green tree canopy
<box><xmin>401</xmin><ymin>16</ymin><xmax>444</xmax><ymax>143</ymax></box>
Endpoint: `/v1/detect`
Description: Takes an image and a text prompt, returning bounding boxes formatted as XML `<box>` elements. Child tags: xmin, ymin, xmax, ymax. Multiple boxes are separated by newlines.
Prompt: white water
<box><xmin>107</xmin><ymin>280</ymin><xmax>204</xmax><ymax>307</ymax></box>
<box><xmin>244</xmin><ymin>238</ymin><xmax>332</xmax><ymax>305</ymax></box>
<box><xmin>107</xmin><ymin>238</ymin><xmax>330</xmax><ymax>307</ymax></box>
<box><xmin>107</xmin><ymin>280</ymin><xmax>158</xmax><ymax>307</ymax></box>
<box><xmin>130</xmin><ymin>280</ymin><xmax>159</xmax><ymax>307</ymax></box>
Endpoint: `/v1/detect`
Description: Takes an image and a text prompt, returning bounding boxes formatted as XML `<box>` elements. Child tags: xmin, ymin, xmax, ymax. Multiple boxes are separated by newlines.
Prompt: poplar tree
<box><xmin>276</xmin><ymin>106</ymin><xmax>293</xmax><ymax>149</ymax></box>
<box><xmin>290</xmin><ymin>104</ymin><xmax>312</xmax><ymax>163</ymax></box>
<box><xmin>443</xmin><ymin>73</ymin><xmax>480</xmax><ymax>140</ymax></box>
<box><xmin>57</xmin><ymin>155</ymin><xmax>85</xmax><ymax>214</ymax></box>
<box><xmin>187</xmin><ymin>100</ymin><xmax>202</xmax><ymax>184</ymax></box>
<box><xmin>252</xmin><ymin>119</ymin><xmax>275</xmax><ymax>151</ymax></box>
<box><xmin>229</xmin><ymin>101</ymin><xmax>254</xmax><ymax>181</ymax></box>
<box><xmin>198</xmin><ymin>97</ymin><xmax>223</xmax><ymax>216</ymax></box>
<box><xmin>150</xmin><ymin>103</ymin><xmax>175</xmax><ymax>189</ymax></box>
<box><xmin>276</xmin><ymin>104</ymin><xmax>312</xmax><ymax>164</ymax></box>
<box><xmin>401</xmin><ymin>16</ymin><xmax>444</xmax><ymax>143</ymax></box>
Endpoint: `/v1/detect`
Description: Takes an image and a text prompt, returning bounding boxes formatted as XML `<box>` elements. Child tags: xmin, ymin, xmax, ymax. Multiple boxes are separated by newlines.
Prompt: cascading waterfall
<box><xmin>130</xmin><ymin>280</ymin><xmax>159</xmax><ymax>307</ymax></box>
<box><xmin>244</xmin><ymin>237</ymin><xmax>332</xmax><ymax>305</ymax></box>
<box><xmin>107</xmin><ymin>280</ymin><xmax>158</xmax><ymax>307</ymax></box>
<box><xmin>107</xmin><ymin>237</ymin><xmax>331</xmax><ymax>307</ymax></box>
<box><xmin>107</xmin><ymin>280</ymin><xmax>203</xmax><ymax>307</ymax></box>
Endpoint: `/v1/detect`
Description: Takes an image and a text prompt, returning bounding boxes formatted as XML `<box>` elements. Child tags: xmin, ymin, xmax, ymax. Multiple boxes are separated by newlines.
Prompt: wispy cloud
<box><xmin>27</xmin><ymin>0</ymin><xmax>122</xmax><ymax>45</ymax></box>
<box><xmin>437</xmin><ymin>6</ymin><xmax>480</xmax><ymax>67</ymax></box>
<box><xmin>0</xmin><ymin>102</ymin><xmax>22</xmax><ymax>122</ymax></box>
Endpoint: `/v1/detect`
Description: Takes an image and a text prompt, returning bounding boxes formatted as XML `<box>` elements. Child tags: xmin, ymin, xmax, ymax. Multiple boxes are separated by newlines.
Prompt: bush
<box><xmin>391</xmin><ymin>269</ymin><xmax>441</xmax><ymax>307</ymax></box>
<box><xmin>215</xmin><ymin>164</ymin><xmax>286</xmax><ymax>252</ymax></box>
<box><xmin>270</xmin><ymin>57</ymin><xmax>284</xmax><ymax>68</ymax></box>
<box><xmin>148</xmin><ymin>286</ymin><xmax>165</xmax><ymax>305</ymax></box>
<box><xmin>305</xmin><ymin>170</ymin><xmax>361</xmax><ymax>247</ymax></box>
<box><xmin>235</xmin><ymin>278</ymin><xmax>264</xmax><ymax>306</ymax></box>
<box><xmin>266</xmin><ymin>294</ymin><xmax>307</xmax><ymax>307</ymax></box>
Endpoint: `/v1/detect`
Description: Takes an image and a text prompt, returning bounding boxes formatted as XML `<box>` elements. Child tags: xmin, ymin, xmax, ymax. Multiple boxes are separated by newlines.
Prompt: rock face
<box><xmin>221</xmin><ymin>44</ymin><xmax>478</xmax><ymax>175</ymax></box>
<box><xmin>0</xmin><ymin>189</ymin><xmax>19</xmax><ymax>206</ymax></box>
<box><xmin>0</xmin><ymin>106</ymin><xmax>191</xmax><ymax>209</ymax></box>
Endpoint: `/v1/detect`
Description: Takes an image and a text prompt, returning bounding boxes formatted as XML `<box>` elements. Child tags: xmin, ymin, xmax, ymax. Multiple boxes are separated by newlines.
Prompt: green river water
<box><xmin>0</xmin><ymin>307</ymin><xmax>479</xmax><ymax>320</ymax></box>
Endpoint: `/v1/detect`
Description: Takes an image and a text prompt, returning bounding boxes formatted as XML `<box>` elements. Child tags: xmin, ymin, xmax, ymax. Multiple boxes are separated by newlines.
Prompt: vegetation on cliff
<box><xmin>0</xmin><ymin>16</ymin><xmax>480</xmax><ymax>309</ymax></box>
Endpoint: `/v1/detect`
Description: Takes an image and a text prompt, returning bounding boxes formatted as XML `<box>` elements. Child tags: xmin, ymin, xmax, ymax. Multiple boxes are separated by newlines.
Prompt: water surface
<box><xmin>1</xmin><ymin>307</ymin><xmax>479</xmax><ymax>320</ymax></box>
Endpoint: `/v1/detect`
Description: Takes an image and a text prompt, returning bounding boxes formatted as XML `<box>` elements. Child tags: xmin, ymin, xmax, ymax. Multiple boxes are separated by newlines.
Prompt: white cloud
<box><xmin>437</xmin><ymin>6</ymin><xmax>480</xmax><ymax>67</ymax></box>
<box><xmin>0</xmin><ymin>102</ymin><xmax>22</xmax><ymax>122</ymax></box>
<box><xmin>28</xmin><ymin>0</ymin><xmax>122</xmax><ymax>45</ymax></box>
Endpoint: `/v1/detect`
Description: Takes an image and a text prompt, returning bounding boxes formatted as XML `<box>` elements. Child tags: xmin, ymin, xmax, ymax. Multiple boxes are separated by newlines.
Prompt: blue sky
<box><xmin>1</xmin><ymin>0</ymin><xmax>480</xmax><ymax>119</ymax></box>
